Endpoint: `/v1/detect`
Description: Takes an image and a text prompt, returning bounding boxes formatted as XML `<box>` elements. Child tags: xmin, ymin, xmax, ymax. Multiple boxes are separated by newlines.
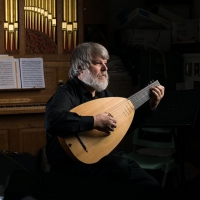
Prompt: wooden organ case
<box><xmin>0</xmin><ymin>0</ymin><xmax>83</xmax><ymax>157</ymax></box>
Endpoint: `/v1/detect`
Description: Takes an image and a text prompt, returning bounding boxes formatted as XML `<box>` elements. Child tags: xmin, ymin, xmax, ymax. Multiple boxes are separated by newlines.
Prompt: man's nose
<box><xmin>101</xmin><ymin>63</ymin><xmax>108</xmax><ymax>71</ymax></box>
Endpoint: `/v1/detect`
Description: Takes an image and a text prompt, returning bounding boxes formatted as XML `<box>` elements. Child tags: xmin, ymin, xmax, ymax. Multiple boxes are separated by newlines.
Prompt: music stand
<box><xmin>142</xmin><ymin>88</ymin><xmax>200</xmax><ymax>189</ymax></box>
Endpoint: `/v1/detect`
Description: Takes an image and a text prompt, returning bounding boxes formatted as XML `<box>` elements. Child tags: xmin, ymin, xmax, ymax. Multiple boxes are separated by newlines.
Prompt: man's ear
<box><xmin>77</xmin><ymin>67</ymin><xmax>84</xmax><ymax>79</ymax></box>
<box><xmin>79</xmin><ymin>69</ymin><xmax>84</xmax><ymax>74</ymax></box>
<box><xmin>78</xmin><ymin>66</ymin><xmax>83</xmax><ymax>73</ymax></box>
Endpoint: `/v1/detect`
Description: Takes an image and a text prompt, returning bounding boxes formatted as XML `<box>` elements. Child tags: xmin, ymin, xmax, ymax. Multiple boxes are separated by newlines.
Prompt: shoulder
<box><xmin>105</xmin><ymin>89</ymin><xmax>114</xmax><ymax>97</ymax></box>
<box><xmin>61</xmin><ymin>78</ymin><xmax>81</xmax><ymax>93</ymax></box>
<box><xmin>96</xmin><ymin>88</ymin><xmax>113</xmax><ymax>98</ymax></box>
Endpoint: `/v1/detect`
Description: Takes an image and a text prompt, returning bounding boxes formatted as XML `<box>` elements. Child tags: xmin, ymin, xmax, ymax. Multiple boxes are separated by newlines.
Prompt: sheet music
<box><xmin>20</xmin><ymin>57</ymin><xmax>45</xmax><ymax>89</ymax></box>
<box><xmin>0</xmin><ymin>56</ymin><xmax>45</xmax><ymax>90</ymax></box>
<box><xmin>0</xmin><ymin>58</ymin><xmax>17</xmax><ymax>89</ymax></box>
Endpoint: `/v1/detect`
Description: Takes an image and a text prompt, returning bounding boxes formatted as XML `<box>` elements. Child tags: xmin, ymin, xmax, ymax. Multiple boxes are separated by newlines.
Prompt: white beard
<box><xmin>82</xmin><ymin>69</ymin><xmax>109</xmax><ymax>92</ymax></box>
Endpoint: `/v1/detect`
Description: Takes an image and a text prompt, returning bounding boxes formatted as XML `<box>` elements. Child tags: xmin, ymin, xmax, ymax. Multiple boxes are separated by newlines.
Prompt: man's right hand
<box><xmin>93</xmin><ymin>112</ymin><xmax>117</xmax><ymax>134</ymax></box>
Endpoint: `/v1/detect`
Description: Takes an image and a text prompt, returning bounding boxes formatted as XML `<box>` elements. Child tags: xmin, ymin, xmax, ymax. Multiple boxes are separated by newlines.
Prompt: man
<box><xmin>44</xmin><ymin>42</ymin><xmax>165</xmax><ymax>188</ymax></box>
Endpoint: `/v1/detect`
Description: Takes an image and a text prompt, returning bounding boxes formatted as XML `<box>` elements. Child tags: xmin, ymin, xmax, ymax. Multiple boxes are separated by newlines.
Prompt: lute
<box><xmin>58</xmin><ymin>80</ymin><xmax>160</xmax><ymax>164</ymax></box>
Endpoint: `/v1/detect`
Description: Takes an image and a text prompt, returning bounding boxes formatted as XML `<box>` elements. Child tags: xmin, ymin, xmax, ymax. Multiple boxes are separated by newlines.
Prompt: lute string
<box><xmin>105</xmin><ymin>81</ymin><xmax>160</xmax><ymax>121</ymax></box>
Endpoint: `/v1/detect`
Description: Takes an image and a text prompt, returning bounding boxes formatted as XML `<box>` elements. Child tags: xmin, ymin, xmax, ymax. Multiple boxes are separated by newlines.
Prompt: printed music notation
<box><xmin>0</xmin><ymin>56</ymin><xmax>45</xmax><ymax>89</ymax></box>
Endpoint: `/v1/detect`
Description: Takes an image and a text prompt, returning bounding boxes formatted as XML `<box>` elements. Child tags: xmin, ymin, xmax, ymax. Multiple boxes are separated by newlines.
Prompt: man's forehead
<box><xmin>93</xmin><ymin>57</ymin><xmax>107</xmax><ymax>61</ymax></box>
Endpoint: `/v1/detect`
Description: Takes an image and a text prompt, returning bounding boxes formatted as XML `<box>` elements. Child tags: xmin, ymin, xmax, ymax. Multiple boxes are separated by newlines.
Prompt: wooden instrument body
<box><xmin>58</xmin><ymin>97</ymin><xmax>135</xmax><ymax>164</ymax></box>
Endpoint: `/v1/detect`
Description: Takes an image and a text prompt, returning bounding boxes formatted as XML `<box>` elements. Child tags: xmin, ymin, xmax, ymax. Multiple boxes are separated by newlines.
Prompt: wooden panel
<box><xmin>43</xmin><ymin>66</ymin><xmax>58</xmax><ymax>95</ymax></box>
<box><xmin>0</xmin><ymin>114</ymin><xmax>45</xmax><ymax>130</ymax></box>
<box><xmin>83</xmin><ymin>0</ymin><xmax>109</xmax><ymax>47</ymax></box>
<box><xmin>0</xmin><ymin>114</ymin><xmax>45</xmax><ymax>156</ymax></box>
<box><xmin>19</xmin><ymin>128</ymin><xmax>46</xmax><ymax>157</ymax></box>
<box><xmin>9</xmin><ymin>129</ymin><xmax>20</xmax><ymax>153</ymax></box>
<box><xmin>0</xmin><ymin>130</ymin><xmax>9</xmax><ymax>150</ymax></box>
<box><xmin>44</xmin><ymin>61</ymin><xmax>70</xmax><ymax>92</ymax></box>
<box><xmin>56</xmin><ymin>64</ymin><xmax>70</xmax><ymax>85</ymax></box>
<box><xmin>83</xmin><ymin>0</ymin><xmax>109</xmax><ymax>24</ymax></box>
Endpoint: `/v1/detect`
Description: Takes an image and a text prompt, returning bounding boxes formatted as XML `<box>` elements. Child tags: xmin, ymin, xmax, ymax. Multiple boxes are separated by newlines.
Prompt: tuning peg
<box><xmin>148</xmin><ymin>79</ymin><xmax>154</xmax><ymax>85</ymax></box>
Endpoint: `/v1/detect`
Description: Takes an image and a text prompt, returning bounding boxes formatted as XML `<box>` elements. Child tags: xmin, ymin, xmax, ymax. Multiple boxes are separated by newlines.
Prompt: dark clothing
<box><xmin>44</xmin><ymin>77</ymin><xmax>160</xmax><ymax>187</ymax></box>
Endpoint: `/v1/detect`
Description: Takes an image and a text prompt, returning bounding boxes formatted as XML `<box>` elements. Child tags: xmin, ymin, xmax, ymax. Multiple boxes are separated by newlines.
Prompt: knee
<box><xmin>111</xmin><ymin>159</ymin><xmax>131</xmax><ymax>181</ymax></box>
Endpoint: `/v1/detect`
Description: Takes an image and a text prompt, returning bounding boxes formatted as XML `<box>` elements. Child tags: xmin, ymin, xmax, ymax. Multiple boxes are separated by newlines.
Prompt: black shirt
<box><xmin>44</xmin><ymin>77</ymin><xmax>152</xmax><ymax>164</ymax></box>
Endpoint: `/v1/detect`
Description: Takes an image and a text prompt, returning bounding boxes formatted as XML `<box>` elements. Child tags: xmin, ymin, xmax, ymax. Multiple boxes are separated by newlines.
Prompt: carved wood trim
<box><xmin>26</xmin><ymin>29</ymin><xmax>58</xmax><ymax>54</ymax></box>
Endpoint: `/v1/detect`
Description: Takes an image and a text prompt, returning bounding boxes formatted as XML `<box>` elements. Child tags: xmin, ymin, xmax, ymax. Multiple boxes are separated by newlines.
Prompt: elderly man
<box><xmin>44</xmin><ymin>42</ymin><xmax>165</xmax><ymax>187</ymax></box>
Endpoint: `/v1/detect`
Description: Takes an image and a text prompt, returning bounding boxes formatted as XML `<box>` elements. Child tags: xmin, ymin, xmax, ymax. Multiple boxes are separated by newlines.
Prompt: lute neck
<box><xmin>128</xmin><ymin>80</ymin><xmax>160</xmax><ymax>110</ymax></box>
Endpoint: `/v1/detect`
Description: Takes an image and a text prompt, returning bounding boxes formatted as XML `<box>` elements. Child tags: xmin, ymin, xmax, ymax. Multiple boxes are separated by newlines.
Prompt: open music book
<box><xmin>0</xmin><ymin>56</ymin><xmax>45</xmax><ymax>89</ymax></box>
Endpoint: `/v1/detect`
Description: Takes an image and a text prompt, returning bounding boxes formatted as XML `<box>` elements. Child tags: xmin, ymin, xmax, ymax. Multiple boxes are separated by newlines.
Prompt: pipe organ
<box><xmin>4</xmin><ymin>0</ymin><xmax>79</xmax><ymax>54</ymax></box>
<box><xmin>62</xmin><ymin>0</ymin><xmax>78</xmax><ymax>51</ymax></box>
<box><xmin>4</xmin><ymin>0</ymin><xmax>19</xmax><ymax>51</ymax></box>
<box><xmin>0</xmin><ymin>0</ymin><xmax>83</xmax><ymax>157</ymax></box>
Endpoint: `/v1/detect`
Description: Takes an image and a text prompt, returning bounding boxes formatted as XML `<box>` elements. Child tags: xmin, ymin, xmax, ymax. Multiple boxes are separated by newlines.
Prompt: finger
<box><xmin>151</xmin><ymin>90</ymin><xmax>161</xmax><ymax>101</ymax></box>
<box><xmin>111</xmin><ymin>123</ymin><xmax>117</xmax><ymax>129</ymax></box>
<box><xmin>105</xmin><ymin>130</ymin><xmax>111</xmax><ymax>135</ymax></box>
<box><xmin>152</xmin><ymin>86</ymin><xmax>163</xmax><ymax>97</ymax></box>
<box><xmin>157</xmin><ymin>86</ymin><xmax>165</xmax><ymax>95</ymax></box>
<box><xmin>107</xmin><ymin>112</ymin><xmax>114</xmax><ymax>118</ymax></box>
<box><xmin>108</xmin><ymin>125</ymin><xmax>115</xmax><ymax>132</ymax></box>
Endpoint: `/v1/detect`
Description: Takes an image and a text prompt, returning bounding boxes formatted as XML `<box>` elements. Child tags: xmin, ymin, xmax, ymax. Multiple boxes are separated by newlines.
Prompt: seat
<box><xmin>122</xmin><ymin>127</ymin><xmax>179</xmax><ymax>187</ymax></box>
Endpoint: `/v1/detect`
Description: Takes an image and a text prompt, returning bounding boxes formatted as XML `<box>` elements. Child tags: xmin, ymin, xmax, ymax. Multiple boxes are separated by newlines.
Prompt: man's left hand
<box><xmin>149</xmin><ymin>85</ymin><xmax>165</xmax><ymax>110</ymax></box>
